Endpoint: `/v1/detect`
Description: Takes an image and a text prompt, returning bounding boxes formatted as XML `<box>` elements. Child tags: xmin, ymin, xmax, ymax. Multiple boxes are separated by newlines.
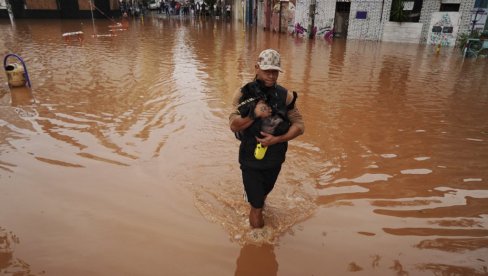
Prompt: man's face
<box><xmin>256</xmin><ymin>67</ymin><xmax>280</xmax><ymax>87</ymax></box>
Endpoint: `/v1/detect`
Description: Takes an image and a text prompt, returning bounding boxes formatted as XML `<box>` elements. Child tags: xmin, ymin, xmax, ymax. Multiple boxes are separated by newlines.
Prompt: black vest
<box><xmin>237</xmin><ymin>80</ymin><xmax>292</xmax><ymax>169</ymax></box>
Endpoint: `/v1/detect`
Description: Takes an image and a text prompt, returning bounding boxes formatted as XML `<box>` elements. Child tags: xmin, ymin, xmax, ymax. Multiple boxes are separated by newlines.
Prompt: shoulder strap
<box><xmin>287</xmin><ymin>91</ymin><xmax>298</xmax><ymax>110</ymax></box>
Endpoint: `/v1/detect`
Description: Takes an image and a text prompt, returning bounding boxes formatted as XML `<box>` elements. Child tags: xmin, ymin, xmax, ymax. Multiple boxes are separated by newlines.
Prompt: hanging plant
<box><xmin>390</xmin><ymin>0</ymin><xmax>408</xmax><ymax>22</ymax></box>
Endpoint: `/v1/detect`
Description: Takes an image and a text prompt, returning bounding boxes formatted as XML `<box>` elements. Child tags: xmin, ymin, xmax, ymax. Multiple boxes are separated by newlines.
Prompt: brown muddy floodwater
<box><xmin>1</xmin><ymin>15</ymin><xmax>487</xmax><ymax>276</ymax></box>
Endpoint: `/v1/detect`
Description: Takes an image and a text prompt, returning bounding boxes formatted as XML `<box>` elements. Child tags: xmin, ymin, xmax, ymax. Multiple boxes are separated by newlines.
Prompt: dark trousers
<box><xmin>241</xmin><ymin>165</ymin><xmax>282</xmax><ymax>208</ymax></box>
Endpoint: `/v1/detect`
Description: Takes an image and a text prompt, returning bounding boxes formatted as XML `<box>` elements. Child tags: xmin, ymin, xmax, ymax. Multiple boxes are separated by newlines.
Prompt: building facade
<box><xmin>2</xmin><ymin>0</ymin><xmax>486</xmax><ymax>46</ymax></box>
<box><xmin>0</xmin><ymin>0</ymin><xmax>120</xmax><ymax>19</ymax></box>
<box><xmin>251</xmin><ymin>0</ymin><xmax>487</xmax><ymax>46</ymax></box>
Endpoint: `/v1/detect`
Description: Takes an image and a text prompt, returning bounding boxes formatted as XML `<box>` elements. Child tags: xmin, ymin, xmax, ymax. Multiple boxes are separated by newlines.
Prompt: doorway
<box><xmin>334</xmin><ymin>1</ymin><xmax>350</xmax><ymax>38</ymax></box>
<box><xmin>94</xmin><ymin>0</ymin><xmax>111</xmax><ymax>18</ymax></box>
<box><xmin>8</xmin><ymin>0</ymin><xmax>25</xmax><ymax>18</ymax></box>
<box><xmin>59</xmin><ymin>0</ymin><xmax>79</xmax><ymax>18</ymax></box>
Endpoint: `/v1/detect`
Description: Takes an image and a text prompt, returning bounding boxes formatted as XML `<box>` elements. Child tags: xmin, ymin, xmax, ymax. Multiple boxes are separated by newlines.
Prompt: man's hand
<box><xmin>256</xmin><ymin>124</ymin><xmax>303</xmax><ymax>147</ymax></box>
<box><xmin>256</xmin><ymin>131</ymin><xmax>279</xmax><ymax>147</ymax></box>
<box><xmin>254</xmin><ymin>100</ymin><xmax>271</xmax><ymax>118</ymax></box>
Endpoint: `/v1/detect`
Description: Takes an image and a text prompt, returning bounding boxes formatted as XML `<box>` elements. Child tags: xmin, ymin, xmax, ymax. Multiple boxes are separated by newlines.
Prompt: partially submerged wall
<box><xmin>382</xmin><ymin>22</ymin><xmax>423</xmax><ymax>43</ymax></box>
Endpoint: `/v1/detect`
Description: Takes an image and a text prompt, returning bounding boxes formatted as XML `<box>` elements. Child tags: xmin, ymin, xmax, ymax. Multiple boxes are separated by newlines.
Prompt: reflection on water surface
<box><xmin>0</xmin><ymin>15</ymin><xmax>487</xmax><ymax>275</ymax></box>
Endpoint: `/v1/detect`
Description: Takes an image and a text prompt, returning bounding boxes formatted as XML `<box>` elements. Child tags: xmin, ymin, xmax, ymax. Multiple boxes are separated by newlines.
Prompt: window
<box><xmin>432</xmin><ymin>26</ymin><xmax>442</xmax><ymax>32</ymax></box>
<box><xmin>475</xmin><ymin>0</ymin><xmax>488</xmax><ymax>8</ymax></box>
<box><xmin>390</xmin><ymin>0</ymin><xmax>423</xmax><ymax>22</ymax></box>
<box><xmin>442</xmin><ymin>26</ymin><xmax>453</xmax><ymax>33</ymax></box>
<box><xmin>440</xmin><ymin>4</ymin><xmax>460</xmax><ymax>11</ymax></box>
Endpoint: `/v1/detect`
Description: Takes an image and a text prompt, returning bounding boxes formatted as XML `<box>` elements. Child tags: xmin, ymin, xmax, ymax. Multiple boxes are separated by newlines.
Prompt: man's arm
<box><xmin>256</xmin><ymin>91</ymin><xmax>305</xmax><ymax>147</ymax></box>
<box><xmin>229</xmin><ymin>90</ymin><xmax>271</xmax><ymax>132</ymax></box>
<box><xmin>230</xmin><ymin>114</ymin><xmax>254</xmax><ymax>132</ymax></box>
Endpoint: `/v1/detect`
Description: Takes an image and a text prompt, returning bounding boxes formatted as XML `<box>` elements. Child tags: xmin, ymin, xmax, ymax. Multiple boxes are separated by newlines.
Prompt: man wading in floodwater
<box><xmin>229</xmin><ymin>49</ymin><xmax>305</xmax><ymax>228</ymax></box>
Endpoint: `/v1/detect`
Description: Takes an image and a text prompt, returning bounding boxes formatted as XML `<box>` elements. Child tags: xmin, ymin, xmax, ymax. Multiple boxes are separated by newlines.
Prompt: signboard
<box><xmin>356</xmin><ymin>11</ymin><xmax>367</xmax><ymax>19</ymax></box>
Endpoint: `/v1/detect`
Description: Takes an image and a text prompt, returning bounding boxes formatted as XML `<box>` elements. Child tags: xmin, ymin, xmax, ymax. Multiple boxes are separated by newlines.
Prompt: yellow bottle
<box><xmin>254</xmin><ymin>143</ymin><xmax>268</xmax><ymax>160</ymax></box>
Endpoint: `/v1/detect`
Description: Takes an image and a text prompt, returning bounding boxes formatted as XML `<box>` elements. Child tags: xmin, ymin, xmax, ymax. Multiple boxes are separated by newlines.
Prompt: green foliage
<box><xmin>457</xmin><ymin>33</ymin><xmax>470</xmax><ymax>49</ymax></box>
<box><xmin>457</xmin><ymin>31</ymin><xmax>483</xmax><ymax>48</ymax></box>
<box><xmin>390</xmin><ymin>0</ymin><xmax>408</xmax><ymax>22</ymax></box>
<box><xmin>456</xmin><ymin>31</ymin><xmax>486</xmax><ymax>51</ymax></box>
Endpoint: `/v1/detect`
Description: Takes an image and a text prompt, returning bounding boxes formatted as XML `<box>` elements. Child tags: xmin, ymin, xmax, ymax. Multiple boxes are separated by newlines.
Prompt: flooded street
<box><xmin>1</xmin><ymin>15</ymin><xmax>488</xmax><ymax>275</ymax></box>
